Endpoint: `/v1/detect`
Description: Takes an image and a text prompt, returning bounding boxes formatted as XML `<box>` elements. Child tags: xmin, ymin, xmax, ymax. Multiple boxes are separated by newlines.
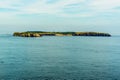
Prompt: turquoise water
<box><xmin>0</xmin><ymin>35</ymin><xmax>120</xmax><ymax>80</ymax></box>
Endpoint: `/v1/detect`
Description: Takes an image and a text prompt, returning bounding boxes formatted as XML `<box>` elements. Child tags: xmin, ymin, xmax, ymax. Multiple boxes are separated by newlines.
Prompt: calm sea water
<box><xmin>0</xmin><ymin>35</ymin><xmax>120</xmax><ymax>80</ymax></box>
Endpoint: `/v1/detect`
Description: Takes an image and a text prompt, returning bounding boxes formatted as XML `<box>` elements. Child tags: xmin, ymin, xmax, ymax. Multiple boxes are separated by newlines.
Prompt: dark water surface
<box><xmin>0</xmin><ymin>35</ymin><xmax>120</xmax><ymax>80</ymax></box>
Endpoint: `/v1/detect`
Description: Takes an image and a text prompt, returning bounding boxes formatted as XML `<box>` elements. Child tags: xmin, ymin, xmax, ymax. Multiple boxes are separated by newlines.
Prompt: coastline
<box><xmin>13</xmin><ymin>31</ymin><xmax>111</xmax><ymax>37</ymax></box>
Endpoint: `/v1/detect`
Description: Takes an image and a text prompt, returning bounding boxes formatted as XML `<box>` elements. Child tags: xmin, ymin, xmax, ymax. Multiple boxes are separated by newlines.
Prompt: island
<box><xmin>13</xmin><ymin>31</ymin><xmax>111</xmax><ymax>37</ymax></box>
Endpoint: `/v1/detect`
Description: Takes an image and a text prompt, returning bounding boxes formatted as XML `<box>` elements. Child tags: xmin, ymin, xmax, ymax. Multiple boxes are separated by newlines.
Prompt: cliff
<box><xmin>13</xmin><ymin>31</ymin><xmax>111</xmax><ymax>37</ymax></box>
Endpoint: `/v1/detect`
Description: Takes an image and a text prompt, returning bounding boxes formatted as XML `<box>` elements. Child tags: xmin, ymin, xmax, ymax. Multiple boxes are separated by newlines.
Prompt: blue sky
<box><xmin>0</xmin><ymin>0</ymin><xmax>120</xmax><ymax>35</ymax></box>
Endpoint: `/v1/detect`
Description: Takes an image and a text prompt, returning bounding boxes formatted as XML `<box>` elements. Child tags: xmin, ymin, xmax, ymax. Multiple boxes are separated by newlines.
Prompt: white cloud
<box><xmin>0</xmin><ymin>0</ymin><xmax>22</xmax><ymax>9</ymax></box>
<box><xmin>89</xmin><ymin>0</ymin><xmax>120</xmax><ymax>12</ymax></box>
<box><xmin>22</xmin><ymin>0</ymin><xmax>85</xmax><ymax>14</ymax></box>
<box><xmin>0</xmin><ymin>0</ymin><xmax>120</xmax><ymax>17</ymax></box>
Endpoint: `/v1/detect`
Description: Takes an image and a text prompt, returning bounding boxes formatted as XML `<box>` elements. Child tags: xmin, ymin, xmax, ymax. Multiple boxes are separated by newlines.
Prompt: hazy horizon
<box><xmin>0</xmin><ymin>0</ymin><xmax>120</xmax><ymax>35</ymax></box>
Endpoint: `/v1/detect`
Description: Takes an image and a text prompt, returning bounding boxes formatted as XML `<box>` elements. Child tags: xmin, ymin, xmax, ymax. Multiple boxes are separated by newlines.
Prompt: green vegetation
<box><xmin>13</xmin><ymin>31</ymin><xmax>111</xmax><ymax>37</ymax></box>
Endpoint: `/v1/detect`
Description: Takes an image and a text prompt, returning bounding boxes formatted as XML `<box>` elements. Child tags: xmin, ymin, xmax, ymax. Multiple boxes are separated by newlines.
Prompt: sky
<box><xmin>0</xmin><ymin>0</ymin><xmax>120</xmax><ymax>35</ymax></box>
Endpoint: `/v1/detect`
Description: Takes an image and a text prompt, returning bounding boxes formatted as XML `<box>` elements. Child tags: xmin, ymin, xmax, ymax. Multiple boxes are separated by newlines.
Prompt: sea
<box><xmin>0</xmin><ymin>34</ymin><xmax>120</xmax><ymax>80</ymax></box>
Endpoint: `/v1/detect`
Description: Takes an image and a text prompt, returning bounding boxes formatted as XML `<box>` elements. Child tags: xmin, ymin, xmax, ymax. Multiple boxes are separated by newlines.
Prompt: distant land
<box><xmin>13</xmin><ymin>31</ymin><xmax>111</xmax><ymax>37</ymax></box>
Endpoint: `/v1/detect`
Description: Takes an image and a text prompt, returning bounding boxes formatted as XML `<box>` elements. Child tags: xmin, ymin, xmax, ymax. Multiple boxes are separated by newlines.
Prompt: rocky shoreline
<box><xmin>13</xmin><ymin>31</ymin><xmax>111</xmax><ymax>37</ymax></box>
